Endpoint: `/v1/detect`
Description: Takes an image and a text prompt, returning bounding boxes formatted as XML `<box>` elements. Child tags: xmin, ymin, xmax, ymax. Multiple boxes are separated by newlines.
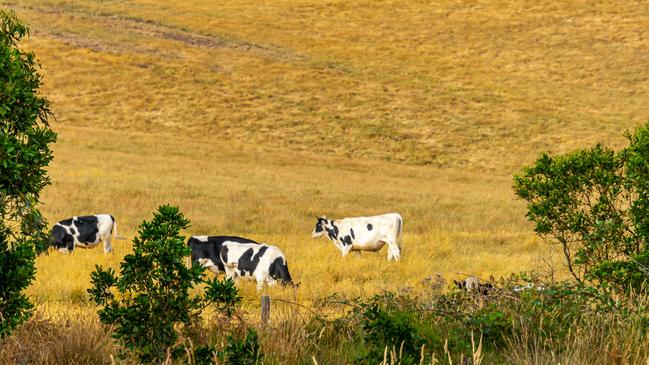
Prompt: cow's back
<box><xmin>92</xmin><ymin>214</ymin><xmax>115</xmax><ymax>238</ymax></box>
<box><xmin>189</xmin><ymin>236</ymin><xmax>258</xmax><ymax>272</ymax></box>
<box><xmin>73</xmin><ymin>215</ymin><xmax>100</xmax><ymax>243</ymax></box>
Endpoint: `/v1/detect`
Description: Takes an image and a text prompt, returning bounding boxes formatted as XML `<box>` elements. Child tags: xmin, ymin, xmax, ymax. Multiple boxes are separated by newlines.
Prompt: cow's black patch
<box><xmin>314</xmin><ymin>223</ymin><xmax>323</xmax><ymax>233</ymax></box>
<box><xmin>218</xmin><ymin>244</ymin><xmax>230</xmax><ymax>270</ymax></box>
<box><xmin>252</xmin><ymin>245</ymin><xmax>268</xmax><ymax>263</ymax></box>
<box><xmin>50</xmin><ymin>225</ymin><xmax>74</xmax><ymax>251</ymax></box>
<box><xmin>268</xmin><ymin>256</ymin><xmax>293</xmax><ymax>284</ymax></box>
<box><xmin>367</xmin><ymin>223</ymin><xmax>373</xmax><ymax>231</ymax></box>
<box><xmin>340</xmin><ymin>235</ymin><xmax>353</xmax><ymax>246</ymax></box>
<box><xmin>326</xmin><ymin>221</ymin><xmax>340</xmax><ymax>240</ymax></box>
<box><xmin>350</xmin><ymin>228</ymin><xmax>355</xmax><ymax>240</ymax></box>
<box><xmin>189</xmin><ymin>236</ymin><xmax>259</xmax><ymax>272</ymax></box>
<box><xmin>237</xmin><ymin>247</ymin><xmax>262</xmax><ymax>276</ymax></box>
<box><xmin>73</xmin><ymin>216</ymin><xmax>100</xmax><ymax>244</ymax></box>
<box><xmin>59</xmin><ymin>218</ymin><xmax>73</xmax><ymax>227</ymax></box>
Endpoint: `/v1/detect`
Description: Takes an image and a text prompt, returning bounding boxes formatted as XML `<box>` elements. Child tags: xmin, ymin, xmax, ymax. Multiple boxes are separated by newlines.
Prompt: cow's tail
<box><xmin>111</xmin><ymin>215</ymin><xmax>118</xmax><ymax>239</ymax></box>
<box><xmin>396</xmin><ymin>213</ymin><xmax>403</xmax><ymax>250</ymax></box>
<box><xmin>111</xmin><ymin>215</ymin><xmax>127</xmax><ymax>240</ymax></box>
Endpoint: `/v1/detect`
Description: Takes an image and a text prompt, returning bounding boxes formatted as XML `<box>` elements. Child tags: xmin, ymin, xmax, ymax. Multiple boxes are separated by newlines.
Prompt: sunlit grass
<box><xmin>6</xmin><ymin>0</ymin><xmax>646</xmax><ymax>172</ymax></box>
<box><xmin>25</xmin><ymin>126</ymin><xmax>564</xmax><ymax>314</ymax></box>
<box><xmin>1</xmin><ymin>0</ymin><xmax>645</xmax><ymax>361</ymax></box>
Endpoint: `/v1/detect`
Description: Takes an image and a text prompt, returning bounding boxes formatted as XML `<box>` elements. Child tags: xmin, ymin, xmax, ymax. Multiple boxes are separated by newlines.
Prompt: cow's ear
<box><xmin>453</xmin><ymin>280</ymin><xmax>462</xmax><ymax>288</ymax></box>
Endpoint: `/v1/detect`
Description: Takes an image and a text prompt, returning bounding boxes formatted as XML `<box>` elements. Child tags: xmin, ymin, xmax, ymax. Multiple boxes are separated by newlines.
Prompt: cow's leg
<box><xmin>340</xmin><ymin>244</ymin><xmax>353</xmax><ymax>257</ymax></box>
<box><xmin>265</xmin><ymin>272</ymin><xmax>277</xmax><ymax>288</ymax></box>
<box><xmin>102</xmin><ymin>234</ymin><xmax>113</xmax><ymax>254</ymax></box>
<box><xmin>224</xmin><ymin>266</ymin><xmax>237</xmax><ymax>282</ymax></box>
<box><xmin>388</xmin><ymin>243</ymin><xmax>401</xmax><ymax>261</ymax></box>
<box><xmin>256</xmin><ymin>275</ymin><xmax>265</xmax><ymax>291</ymax></box>
<box><xmin>384</xmin><ymin>239</ymin><xmax>400</xmax><ymax>261</ymax></box>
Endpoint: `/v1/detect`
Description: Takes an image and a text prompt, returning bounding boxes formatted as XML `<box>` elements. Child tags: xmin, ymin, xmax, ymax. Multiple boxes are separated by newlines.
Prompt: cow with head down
<box><xmin>188</xmin><ymin>235</ymin><xmax>296</xmax><ymax>291</ymax></box>
<box><xmin>49</xmin><ymin>214</ymin><xmax>117</xmax><ymax>254</ymax></box>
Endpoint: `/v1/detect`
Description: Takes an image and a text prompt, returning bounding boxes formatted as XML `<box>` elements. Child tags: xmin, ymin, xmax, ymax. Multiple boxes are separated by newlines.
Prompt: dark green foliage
<box><xmin>358</xmin><ymin>300</ymin><xmax>424</xmax><ymax>364</ymax></box>
<box><xmin>218</xmin><ymin>329</ymin><xmax>262</xmax><ymax>365</ymax></box>
<box><xmin>0</xmin><ymin>10</ymin><xmax>56</xmax><ymax>338</ymax></box>
<box><xmin>316</xmin><ymin>275</ymin><xmax>647</xmax><ymax>364</ymax></box>
<box><xmin>322</xmin><ymin>292</ymin><xmax>443</xmax><ymax>364</ymax></box>
<box><xmin>513</xmin><ymin>124</ymin><xmax>649</xmax><ymax>292</ymax></box>
<box><xmin>191</xmin><ymin>328</ymin><xmax>261</xmax><ymax>365</ymax></box>
<box><xmin>88</xmin><ymin>205</ymin><xmax>241</xmax><ymax>364</ymax></box>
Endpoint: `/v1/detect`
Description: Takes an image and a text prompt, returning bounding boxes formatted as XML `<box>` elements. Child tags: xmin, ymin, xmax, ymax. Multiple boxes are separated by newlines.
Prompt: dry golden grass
<box><xmin>2</xmin><ymin>0</ymin><xmax>648</xmax><ymax>361</ymax></box>
<box><xmin>6</xmin><ymin>0</ymin><xmax>648</xmax><ymax>171</ymax></box>
<box><xmin>30</xmin><ymin>126</ymin><xmax>558</xmax><ymax>309</ymax></box>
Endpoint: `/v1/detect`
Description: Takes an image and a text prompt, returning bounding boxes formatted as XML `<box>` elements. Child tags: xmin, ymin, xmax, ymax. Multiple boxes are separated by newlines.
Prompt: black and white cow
<box><xmin>49</xmin><ymin>214</ymin><xmax>117</xmax><ymax>254</ymax></box>
<box><xmin>219</xmin><ymin>241</ymin><xmax>294</xmax><ymax>291</ymax></box>
<box><xmin>312</xmin><ymin>213</ymin><xmax>403</xmax><ymax>261</ymax></box>
<box><xmin>187</xmin><ymin>235</ymin><xmax>295</xmax><ymax>291</ymax></box>
<box><xmin>187</xmin><ymin>235</ymin><xmax>258</xmax><ymax>274</ymax></box>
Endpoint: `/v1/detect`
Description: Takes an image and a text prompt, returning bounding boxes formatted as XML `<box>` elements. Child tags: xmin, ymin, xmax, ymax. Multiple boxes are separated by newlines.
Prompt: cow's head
<box><xmin>312</xmin><ymin>216</ymin><xmax>329</xmax><ymax>238</ymax></box>
<box><xmin>49</xmin><ymin>225</ymin><xmax>75</xmax><ymax>253</ymax></box>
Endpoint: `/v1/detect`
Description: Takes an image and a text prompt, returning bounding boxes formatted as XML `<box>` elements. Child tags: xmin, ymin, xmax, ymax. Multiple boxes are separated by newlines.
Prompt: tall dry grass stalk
<box><xmin>376</xmin><ymin>332</ymin><xmax>483</xmax><ymax>365</ymax></box>
<box><xmin>504</xmin><ymin>315</ymin><xmax>649</xmax><ymax>365</ymax></box>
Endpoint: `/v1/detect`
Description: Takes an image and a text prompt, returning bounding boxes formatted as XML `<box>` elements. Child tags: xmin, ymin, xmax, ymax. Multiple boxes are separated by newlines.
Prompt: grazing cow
<box><xmin>187</xmin><ymin>235</ymin><xmax>258</xmax><ymax>274</ymax></box>
<box><xmin>454</xmin><ymin>276</ymin><xmax>494</xmax><ymax>295</ymax></box>
<box><xmin>219</xmin><ymin>241</ymin><xmax>294</xmax><ymax>291</ymax></box>
<box><xmin>49</xmin><ymin>214</ymin><xmax>117</xmax><ymax>254</ymax></box>
<box><xmin>311</xmin><ymin>213</ymin><xmax>403</xmax><ymax>261</ymax></box>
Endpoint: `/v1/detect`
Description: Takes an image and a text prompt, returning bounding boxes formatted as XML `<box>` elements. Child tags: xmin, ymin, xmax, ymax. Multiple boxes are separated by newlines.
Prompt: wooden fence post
<box><xmin>261</xmin><ymin>295</ymin><xmax>270</xmax><ymax>325</ymax></box>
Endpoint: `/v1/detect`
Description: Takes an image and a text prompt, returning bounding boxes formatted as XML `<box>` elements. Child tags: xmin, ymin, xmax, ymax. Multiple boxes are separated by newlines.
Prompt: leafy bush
<box><xmin>357</xmin><ymin>298</ymin><xmax>425</xmax><ymax>364</ymax></box>
<box><xmin>218</xmin><ymin>328</ymin><xmax>262</xmax><ymax>365</ymax></box>
<box><xmin>317</xmin><ymin>273</ymin><xmax>649</xmax><ymax>364</ymax></box>
<box><xmin>88</xmin><ymin>205</ymin><xmax>241</xmax><ymax>363</ymax></box>
<box><xmin>0</xmin><ymin>10</ymin><xmax>56</xmax><ymax>338</ymax></box>
<box><xmin>513</xmin><ymin>123</ymin><xmax>649</xmax><ymax>293</ymax></box>
<box><xmin>321</xmin><ymin>292</ymin><xmax>446</xmax><ymax>364</ymax></box>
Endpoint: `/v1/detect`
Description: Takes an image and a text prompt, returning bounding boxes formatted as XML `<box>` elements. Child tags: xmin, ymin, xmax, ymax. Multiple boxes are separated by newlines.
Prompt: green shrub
<box><xmin>88</xmin><ymin>205</ymin><xmax>241</xmax><ymax>363</ymax></box>
<box><xmin>318</xmin><ymin>275</ymin><xmax>647</xmax><ymax>364</ymax></box>
<box><xmin>513</xmin><ymin>123</ymin><xmax>649</xmax><ymax>294</ymax></box>
<box><xmin>219</xmin><ymin>328</ymin><xmax>262</xmax><ymax>365</ymax></box>
<box><xmin>0</xmin><ymin>10</ymin><xmax>56</xmax><ymax>338</ymax></box>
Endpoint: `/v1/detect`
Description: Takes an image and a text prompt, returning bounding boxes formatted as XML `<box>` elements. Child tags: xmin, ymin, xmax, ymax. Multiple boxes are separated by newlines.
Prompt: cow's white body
<box><xmin>312</xmin><ymin>213</ymin><xmax>403</xmax><ymax>261</ymax></box>
<box><xmin>219</xmin><ymin>242</ymin><xmax>294</xmax><ymax>291</ymax></box>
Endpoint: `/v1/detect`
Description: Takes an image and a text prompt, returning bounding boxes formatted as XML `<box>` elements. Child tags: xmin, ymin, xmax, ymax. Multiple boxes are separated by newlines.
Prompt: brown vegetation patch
<box><xmin>0</xmin><ymin>311</ymin><xmax>113</xmax><ymax>365</ymax></box>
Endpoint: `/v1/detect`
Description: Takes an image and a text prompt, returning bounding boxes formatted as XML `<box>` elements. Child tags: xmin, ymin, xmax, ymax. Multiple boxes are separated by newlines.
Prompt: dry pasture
<box><xmin>2</xmin><ymin>0</ymin><xmax>649</xmax><ymax>362</ymax></box>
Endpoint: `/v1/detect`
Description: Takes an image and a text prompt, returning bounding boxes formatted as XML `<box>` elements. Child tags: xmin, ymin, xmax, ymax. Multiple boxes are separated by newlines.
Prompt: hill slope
<box><xmin>7</xmin><ymin>0</ymin><xmax>648</xmax><ymax>172</ymax></box>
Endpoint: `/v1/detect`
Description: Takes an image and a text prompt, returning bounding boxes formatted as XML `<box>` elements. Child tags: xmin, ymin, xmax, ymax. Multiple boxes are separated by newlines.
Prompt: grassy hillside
<box><xmin>4</xmin><ymin>0</ymin><xmax>645</xmax><ymax>326</ymax></box>
<box><xmin>30</xmin><ymin>126</ymin><xmax>553</xmax><ymax>305</ymax></box>
<box><xmin>6</xmin><ymin>0</ymin><xmax>648</xmax><ymax>172</ymax></box>
<box><xmin>2</xmin><ymin>1</ymin><xmax>648</xmax><ymax>362</ymax></box>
